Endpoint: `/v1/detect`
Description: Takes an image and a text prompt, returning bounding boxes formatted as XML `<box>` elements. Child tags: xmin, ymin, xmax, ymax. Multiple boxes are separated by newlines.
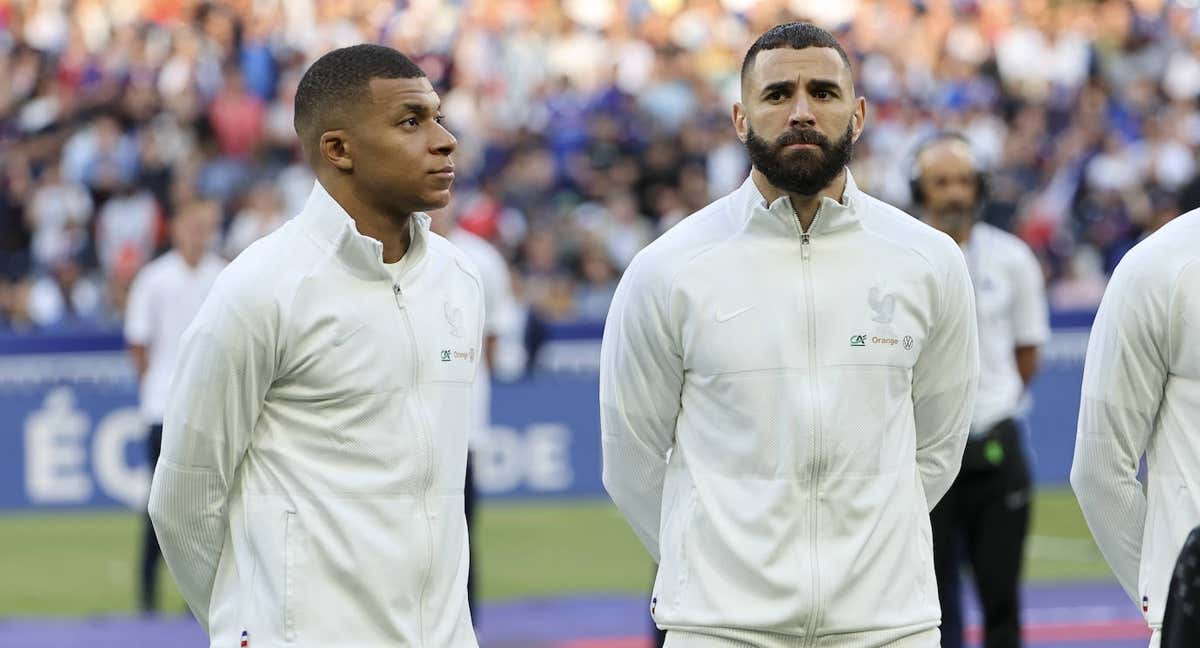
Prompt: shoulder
<box><xmin>976</xmin><ymin>222</ymin><xmax>1038</xmax><ymax>263</ymax></box>
<box><xmin>447</xmin><ymin>228</ymin><xmax>506</xmax><ymax>274</ymax></box>
<box><xmin>623</xmin><ymin>193</ymin><xmax>742</xmax><ymax>295</ymax></box>
<box><xmin>857</xmin><ymin>192</ymin><xmax>964</xmax><ymax>275</ymax></box>
<box><xmin>427</xmin><ymin>231</ymin><xmax>484</xmax><ymax>290</ymax></box>
<box><xmin>1111</xmin><ymin>210</ymin><xmax>1200</xmax><ymax>299</ymax></box>
<box><xmin>206</xmin><ymin>220</ymin><xmax>308</xmax><ymax>321</ymax></box>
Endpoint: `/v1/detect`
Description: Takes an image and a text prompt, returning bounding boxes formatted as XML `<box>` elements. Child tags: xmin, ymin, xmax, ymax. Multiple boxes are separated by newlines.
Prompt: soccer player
<box><xmin>125</xmin><ymin>200</ymin><xmax>225</xmax><ymax>613</ymax></box>
<box><xmin>148</xmin><ymin>45</ymin><xmax>483</xmax><ymax>647</ymax></box>
<box><xmin>913</xmin><ymin>133</ymin><xmax>1049</xmax><ymax>648</ymax></box>
<box><xmin>1071</xmin><ymin>209</ymin><xmax>1200</xmax><ymax>648</ymax></box>
<box><xmin>601</xmin><ymin>22</ymin><xmax>979</xmax><ymax>647</ymax></box>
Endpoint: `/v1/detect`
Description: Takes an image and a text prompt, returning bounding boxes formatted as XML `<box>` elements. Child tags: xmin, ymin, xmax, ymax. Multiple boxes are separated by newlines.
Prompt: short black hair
<box><xmin>293</xmin><ymin>44</ymin><xmax>426</xmax><ymax>153</ymax></box>
<box><xmin>740</xmin><ymin>22</ymin><xmax>852</xmax><ymax>86</ymax></box>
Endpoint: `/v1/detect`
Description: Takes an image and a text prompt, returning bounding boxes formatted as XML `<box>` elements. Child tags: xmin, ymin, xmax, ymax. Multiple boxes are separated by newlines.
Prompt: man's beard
<box><xmin>745</xmin><ymin>120</ymin><xmax>855</xmax><ymax>196</ymax></box>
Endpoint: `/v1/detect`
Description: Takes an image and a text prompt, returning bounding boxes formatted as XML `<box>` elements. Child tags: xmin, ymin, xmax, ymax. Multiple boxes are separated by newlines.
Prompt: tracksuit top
<box><xmin>600</xmin><ymin>172</ymin><xmax>980</xmax><ymax>647</ymax></box>
<box><xmin>148</xmin><ymin>180</ymin><xmax>484</xmax><ymax>647</ymax></box>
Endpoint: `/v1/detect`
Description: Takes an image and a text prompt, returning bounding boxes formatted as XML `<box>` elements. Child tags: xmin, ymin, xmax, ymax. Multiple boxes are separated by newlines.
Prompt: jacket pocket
<box><xmin>671</xmin><ymin>487</ymin><xmax>697</xmax><ymax>606</ymax></box>
<box><xmin>284</xmin><ymin>511</ymin><xmax>298</xmax><ymax>643</ymax></box>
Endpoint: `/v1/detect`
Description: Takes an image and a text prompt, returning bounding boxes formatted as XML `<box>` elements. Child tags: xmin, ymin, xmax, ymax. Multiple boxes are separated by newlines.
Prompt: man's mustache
<box><xmin>774</xmin><ymin>128</ymin><xmax>831</xmax><ymax>150</ymax></box>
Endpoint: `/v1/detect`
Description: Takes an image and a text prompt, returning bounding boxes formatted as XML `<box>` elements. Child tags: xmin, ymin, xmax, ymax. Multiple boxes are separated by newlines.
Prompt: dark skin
<box><xmin>308</xmin><ymin>76</ymin><xmax>457</xmax><ymax>263</ymax></box>
<box><xmin>916</xmin><ymin>140</ymin><xmax>1040</xmax><ymax>385</ymax></box>
<box><xmin>732</xmin><ymin>47</ymin><xmax>866</xmax><ymax>231</ymax></box>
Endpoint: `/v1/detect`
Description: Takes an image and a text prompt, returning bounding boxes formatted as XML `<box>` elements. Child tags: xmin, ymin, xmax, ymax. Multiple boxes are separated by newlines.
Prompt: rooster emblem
<box><xmin>869</xmin><ymin>287</ymin><xmax>895</xmax><ymax>324</ymax></box>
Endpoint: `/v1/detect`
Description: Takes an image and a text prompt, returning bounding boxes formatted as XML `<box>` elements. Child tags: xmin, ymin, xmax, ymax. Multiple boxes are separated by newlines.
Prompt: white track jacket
<box><xmin>601</xmin><ymin>173</ymin><xmax>979</xmax><ymax>647</ymax></box>
<box><xmin>1072</xmin><ymin>210</ymin><xmax>1200</xmax><ymax>634</ymax></box>
<box><xmin>148</xmin><ymin>181</ymin><xmax>483</xmax><ymax>647</ymax></box>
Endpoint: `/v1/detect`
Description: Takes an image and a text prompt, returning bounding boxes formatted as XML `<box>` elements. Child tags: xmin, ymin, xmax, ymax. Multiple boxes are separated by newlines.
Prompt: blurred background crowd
<box><xmin>1</xmin><ymin>0</ymin><xmax>1199</xmax><ymax>346</ymax></box>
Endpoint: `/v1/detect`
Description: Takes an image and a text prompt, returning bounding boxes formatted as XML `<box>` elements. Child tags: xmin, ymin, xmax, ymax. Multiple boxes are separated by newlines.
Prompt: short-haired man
<box><xmin>601</xmin><ymin>22</ymin><xmax>979</xmax><ymax>647</ymax></box>
<box><xmin>149</xmin><ymin>45</ymin><xmax>483</xmax><ymax>647</ymax></box>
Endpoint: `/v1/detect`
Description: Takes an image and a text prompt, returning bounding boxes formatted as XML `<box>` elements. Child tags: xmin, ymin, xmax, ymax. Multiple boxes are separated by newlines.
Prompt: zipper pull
<box><xmin>393</xmin><ymin>284</ymin><xmax>402</xmax><ymax>296</ymax></box>
<box><xmin>801</xmin><ymin>233</ymin><xmax>811</xmax><ymax>260</ymax></box>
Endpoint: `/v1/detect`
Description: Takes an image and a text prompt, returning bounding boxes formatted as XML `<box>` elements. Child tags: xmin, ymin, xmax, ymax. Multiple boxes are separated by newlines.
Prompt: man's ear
<box><xmin>732</xmin><ymin>102</ymin><xmax>748</xmax><ymax>144</ymax></box>
<box><xmin>851</xmin><ymin>97</ymin><xmax>867</xmax><ymax>143</ymax></box>
<box><xmin>320</xmin><ymin>130</ymin><xmax>354</xmax><ymax>172</ymax></box>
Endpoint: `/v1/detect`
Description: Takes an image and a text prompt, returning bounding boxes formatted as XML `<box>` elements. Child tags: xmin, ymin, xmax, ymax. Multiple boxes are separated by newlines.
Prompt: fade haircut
<box><xmin>293</xmin><ymin>44</ymin><xmax>427</xmax><ymax>157</ymax></box>
<box><xmin>740</xmin><ymin>22</ymin><xmax>853</xmax><ymax>88</ymax></box>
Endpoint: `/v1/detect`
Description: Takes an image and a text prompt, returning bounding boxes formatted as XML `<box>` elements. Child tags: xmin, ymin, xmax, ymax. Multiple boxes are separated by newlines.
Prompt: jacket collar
<box><xmin>736</xmin><ymin>169</ymin><xmax>863</xmax><ymax>239</ymax></box>
<box><xmin>296</xmin><ymin>180</ymin><xmax>430</xmax><ymax>282</ymax></box>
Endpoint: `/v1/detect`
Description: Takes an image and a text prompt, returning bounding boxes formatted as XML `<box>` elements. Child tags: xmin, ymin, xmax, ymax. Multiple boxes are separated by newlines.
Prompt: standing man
<box><xmin>429</xmin><ymin>206</ymin><xmax>516</xmax><ymax>617</ymax></box>
<box><xmin>913</xmin><ymin>133</ymin><xmax>1050</xmax><ymax>648</ymax></box>
<box><xmin>148</xmin><ymin>45</ymin><xmax>483</xmax><ymax>647</ymax></box>
<box><xmin>601</xmin><ymin>22</ymin><xmax>979</xmax><ymax>647</ymax></box>
<box><xmin>125</xmin><ymin>200</ymin><xmax>225</xmax><ymax>613</ymax></box>
<box><xmin>1071</xmin><ymin>209</ymin><xmax>1200</xmax><ymax>648</ymax></box>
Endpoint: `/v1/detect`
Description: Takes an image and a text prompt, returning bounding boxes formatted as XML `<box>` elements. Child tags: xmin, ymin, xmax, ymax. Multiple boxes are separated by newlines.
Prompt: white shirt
<box><xmin>601</xmin><ymin>173</ymin><xmax>978</xmax><ymax>646</ymax></box>
<box><xmin>963</xmin><ymin>222</ymin><xmax>1050</xmax><ymax>436</ymax></box>
<box><xmin>147</xmin><ymin>181</ymin><xmax>483</xmax><ymax>647</ymax></box>
<box><xmin>1071</xmin><ymin>210</ymin><xmax>1200</xmax><ymax>631</ymax></box>
<box><xmin>124</xmin><ymin>251</ymin><xmax>225</xmax><ymax>424</ymax></box>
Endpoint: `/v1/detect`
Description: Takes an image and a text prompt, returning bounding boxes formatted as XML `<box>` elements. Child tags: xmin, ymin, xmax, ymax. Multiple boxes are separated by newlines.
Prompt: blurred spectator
<box><xmin>0</xmin><ymin>0</ymin><xmax>1197</xmax><ymax>354</ymax></box>
<box><xmin>123</xmin><ymin>199</ymin><xmax>224</xmax><ymax>614</ymax></box>
<box><xmin>223</xmin><ymin>181</ymin><xmax>286</xmax><ymax>259</ymax></box>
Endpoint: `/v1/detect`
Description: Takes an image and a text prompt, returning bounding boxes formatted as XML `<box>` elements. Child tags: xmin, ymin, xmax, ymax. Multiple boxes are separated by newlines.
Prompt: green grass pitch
<box><xmin>0</xmin><ymin>488</ymin><xmax>1111</xmax><ymax>616</ymax></box>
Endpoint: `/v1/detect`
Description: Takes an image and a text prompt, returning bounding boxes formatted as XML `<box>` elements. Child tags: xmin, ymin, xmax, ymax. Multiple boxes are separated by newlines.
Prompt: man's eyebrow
<box><xmin>760</xmin><ymin>80</ymin><xmax>796</xmax><ymax>96</ymax></box>
<box><xmin>396</xmin><ymin>101</ymin><xmax>442</xmax><ymax>116</ymax></box>
<box><xmin>806</xmin><ymin>78</ymin><xmax>842</xmax><ymax>93</ymax></box>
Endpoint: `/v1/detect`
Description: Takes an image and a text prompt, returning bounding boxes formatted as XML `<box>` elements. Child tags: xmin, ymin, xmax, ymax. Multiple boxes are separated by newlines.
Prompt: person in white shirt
<box><xmin>601</xmin><ymin>23</ymin><xmax>979</xmax><ymax>648</ymax></box>
<box><xmin>1071</xmin><ymin>209</ymin><xmax>1200</xmax><ymax>648</ymax></box>
<box><xmin>125</xmin><ymin>199</ymin><xmax>225</xmax><ymax>613</ymax></box>
<box><xmin>912</xmin><ymin>133</ymin><xmax>1050</xmax><ymax>648</ymax></box>
<box><xmin>148</xmin><ymin>45</ymin><xmax>483</xmax><ymax>647</ymax></box>
<box><xmin>429</xmin><ymin>206</ymin><xmax>516</xmax><ymax>616</ymax></box>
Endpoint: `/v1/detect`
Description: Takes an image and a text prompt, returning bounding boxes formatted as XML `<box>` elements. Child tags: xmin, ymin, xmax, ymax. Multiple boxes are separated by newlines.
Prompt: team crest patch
<box><xmin>444</xmin><ymin>302</ymin><xmax>464</xmax><ymax>337</ymax></box>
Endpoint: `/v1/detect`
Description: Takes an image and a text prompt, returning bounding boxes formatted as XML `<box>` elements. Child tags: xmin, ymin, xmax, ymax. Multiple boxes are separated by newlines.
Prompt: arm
<box><xmin>1015</xmin><ymin>346</ymin><xmax>1039</xmax><ymax>387</ymax></box>
<box><xmin>599</xmin><ymin>257</ymin><xmax>683</xmax><ymax>562</ymax></box>
<box><xmin>1070</xmin><ymin>260</ymin><xmax>1168</xmax><ymax>603</ymax></box>
<box><xmin>1011</xmin><ymin>242</ymin><xmax>1050</xmax><ymax>388</ymax></box>
<box><xmin>124</xmin><ymin>271</ymin><xmax>152</xmax><ymax>381</ymax></box>
<box><xmin>128</xmin><ymin>345</ymin><xmax>148</xmax><ymax>380</ymax></box>
<box><xmin>912</xmin><ymin>248</ymin><xmax>980</xmax><ymax>510</ymax></box>
<box><xmin>147</xmin><ymin>287</ymin><xmax>275</xmax><ymax>632</ymax></box>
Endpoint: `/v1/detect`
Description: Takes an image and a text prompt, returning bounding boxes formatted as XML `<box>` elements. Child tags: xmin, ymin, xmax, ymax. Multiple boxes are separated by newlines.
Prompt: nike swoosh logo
<box><xmin>714</xmin><ymin>305</ymin><xmax>754</xmax><ymax>323</ymax></box>
<box><xmin>332</xmin><ymin>323</ymin><xmax>365</xmax><ymax>347</ymax></box>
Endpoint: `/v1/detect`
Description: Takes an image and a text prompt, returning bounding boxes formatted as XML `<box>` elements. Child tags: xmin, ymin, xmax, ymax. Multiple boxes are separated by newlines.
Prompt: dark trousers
<box><xmin>931</xmin><ymin>419</ymin><xmax>1031</xmax><ymax>648</ymax></box>
<box><xmin>1163</xmin><ymin>525</ymin><xmax>1200</xmax><ymax>647</ymax></box>
<box><xmin>140</xmin><ymin>423</ymin><xmax>164</xmax><ymax>612</ymax></box>
<box><xmin>465</xmin><ymin>453</ymin><xmax>477</xmax><ymax>619</ymax></box>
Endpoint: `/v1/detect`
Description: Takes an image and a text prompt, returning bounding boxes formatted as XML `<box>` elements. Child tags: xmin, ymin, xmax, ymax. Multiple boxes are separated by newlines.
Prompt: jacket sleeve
<box><xmin>912</xmin><ymin>247</ymin><xmax>979</xmax><ymax>510</ymax></box>
<box><xmin>1070</xmin><ymin>255</ymin><xmax>1169</xmax><ymax>603</ymax></box>
<box><xmin>147</xmin><ymin>284</ymin><xmax>275</xmax><ymax>632</ymax></box>
<box><xmin>599</xmin><ymin>255</ymin><xmax>683</xmax><ymax>562</ymax></box>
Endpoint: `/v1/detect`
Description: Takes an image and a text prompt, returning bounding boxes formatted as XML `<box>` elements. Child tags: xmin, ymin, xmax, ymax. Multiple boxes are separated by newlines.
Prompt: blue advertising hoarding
<box><xmin>0</xmin><ymin>329</ymin><xmax>1089</xmax><ymax>511</ymax></box>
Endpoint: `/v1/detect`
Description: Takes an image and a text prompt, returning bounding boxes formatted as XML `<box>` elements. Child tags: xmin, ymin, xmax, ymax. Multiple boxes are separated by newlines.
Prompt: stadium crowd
<box><xmin>0</xmin><ymin>0</ymin><xmax>1198</xmax><ymax>338</ymax></box>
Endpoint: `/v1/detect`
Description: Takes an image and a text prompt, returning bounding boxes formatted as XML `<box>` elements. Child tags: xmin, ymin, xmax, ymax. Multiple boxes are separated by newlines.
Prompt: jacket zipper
<box><xmin>393</xmin><ymin>282</ymin><xmax>437</xmax><ymax>647</ymax></box>
<box><xmin>794</xmin><ymin>205</ymin><xmax>824</xmax><ymax>646</ymax></box>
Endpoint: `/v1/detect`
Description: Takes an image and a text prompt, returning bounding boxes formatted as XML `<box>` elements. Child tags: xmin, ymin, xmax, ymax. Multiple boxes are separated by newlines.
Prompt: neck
<box><xmin>751</xmin><ymin>167</ymin><xmax>847</xmax><ymax>233</ymax></box>
<box><xmin>322</xmin><ymin>175</ymin><xmax>413</xmax><ymax>263</ymax></box>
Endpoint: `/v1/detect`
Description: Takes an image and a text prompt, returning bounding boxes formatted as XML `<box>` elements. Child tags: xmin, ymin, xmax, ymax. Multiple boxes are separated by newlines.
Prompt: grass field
<box><xmin>0</xmin><ymin>488</ymin><xmax>1112</xmax><ymax>617</ymax></box>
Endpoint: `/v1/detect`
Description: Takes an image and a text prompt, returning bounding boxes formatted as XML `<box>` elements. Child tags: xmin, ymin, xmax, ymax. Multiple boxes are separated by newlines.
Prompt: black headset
<box><xmin>908</xmin><ymin>131</ymin><xmax>988</xmax><ymax>207</ymax></box>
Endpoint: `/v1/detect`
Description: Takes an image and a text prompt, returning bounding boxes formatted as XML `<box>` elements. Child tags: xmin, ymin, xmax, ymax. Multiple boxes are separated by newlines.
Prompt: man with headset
<box><xmin>911</xmin><ymin>133</ymin><xmax>1049</xmax><ymax>648</ymax></box>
